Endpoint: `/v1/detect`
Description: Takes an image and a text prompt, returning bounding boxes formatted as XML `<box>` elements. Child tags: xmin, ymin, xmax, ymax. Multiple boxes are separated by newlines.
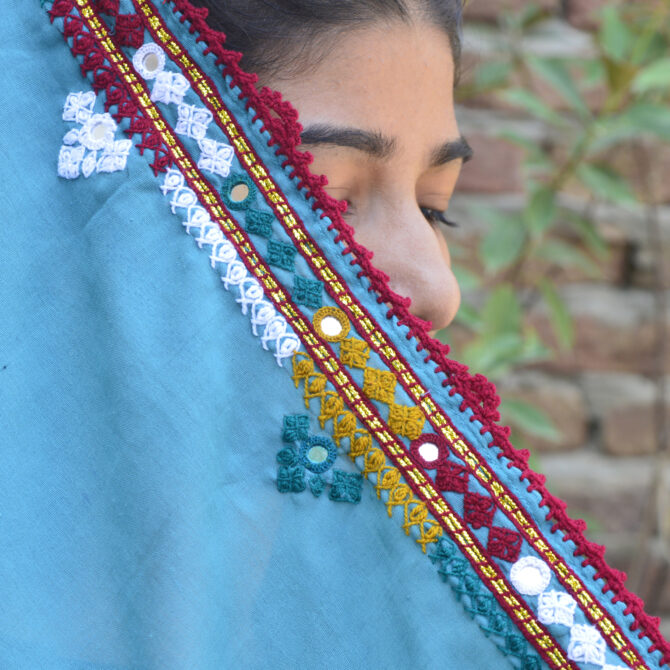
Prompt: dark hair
<box><xmin>194</xmin><ymin>0</ymin><xmax>463</xmax><ymax>81</ymax></box>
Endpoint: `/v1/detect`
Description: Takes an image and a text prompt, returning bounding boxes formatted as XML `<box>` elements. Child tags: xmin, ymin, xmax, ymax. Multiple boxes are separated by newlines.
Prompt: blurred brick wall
<box><xmin>451</xmin><ymin>0</ymin><xmax>670</xmax><ymax>633</ymax></box>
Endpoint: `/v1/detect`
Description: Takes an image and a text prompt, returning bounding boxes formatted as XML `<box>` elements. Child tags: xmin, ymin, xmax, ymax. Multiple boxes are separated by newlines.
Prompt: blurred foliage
<box><xmin>440</xmin><ymin>1</ymin><xmax>670</xmax><ymax>447</ymax></box>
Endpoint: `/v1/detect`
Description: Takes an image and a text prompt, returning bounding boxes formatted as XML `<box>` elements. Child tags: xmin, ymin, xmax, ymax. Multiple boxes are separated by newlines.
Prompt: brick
<box><xmin>541</xmin><ymin>451</ymin><xmax>657</xmax><ymax>535</ymax></box>
<box><xmin>455</xmin><ymin>133</ymin><xmax>525</xmax><ymax>193</ymax></box>
<box><xmin>498</xmin><ymin>372</ymin><xmax>588</xmax><ymax>452</ymax></box>
<box><xmin>528</xmin><ymin>285</ymin><xmax>670</xmax><ymax>375</ymax></box>
<box><xmin>565</xmin><ymin>0</ymin><xmax>613</xmax><ymax>31</ymax></box>
<box><xmin>582</xmin><ymin>373</ymin><xmax>670</xmax><ymax>456</ymax></box>
<box><xmin>464</xmin><ymin>0</ymin><xmax>559</xmax><ymax>23</ymax></box>
<box><xmin>602</xmin><ymin>403</ymin><xmax>670</xmax><ymax>455</ymax></box>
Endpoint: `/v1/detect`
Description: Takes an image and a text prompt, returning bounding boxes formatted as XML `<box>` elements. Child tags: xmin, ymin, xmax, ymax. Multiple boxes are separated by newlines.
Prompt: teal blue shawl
<box><xmin>0</xmin><ymin>2</ymin><xmax>667</xmax><ymax>668</ymax></box>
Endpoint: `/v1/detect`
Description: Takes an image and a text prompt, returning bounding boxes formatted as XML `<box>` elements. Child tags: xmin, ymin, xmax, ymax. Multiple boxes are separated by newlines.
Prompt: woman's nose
<box><xmin>355</xmin><ymin>204</ymin><xmax>461</xmax><ymax>332</ymax></box>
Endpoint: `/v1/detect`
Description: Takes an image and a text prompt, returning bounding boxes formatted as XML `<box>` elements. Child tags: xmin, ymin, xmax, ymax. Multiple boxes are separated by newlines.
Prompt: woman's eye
<box><xmin>420</xmin><ymin>206</ymin><xmax>460</xmax><ymax>228</ymax></box>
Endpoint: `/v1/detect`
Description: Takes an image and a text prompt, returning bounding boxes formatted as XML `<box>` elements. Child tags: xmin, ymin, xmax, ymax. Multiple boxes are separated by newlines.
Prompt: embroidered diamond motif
<box><xmin>388</xmin><ymin>404</ymin><xmax>425</xmax><ymax>440</ymax></box>
<box><xmin>538</xmin><ymin>590</ymin><xmax>576</xmax><ymax>627</ymax></box>
<box><xmin>94</xmin><ymin>0</ymin><xmax>120</xmax><ymax>16</ymax></box>
<box><xmin>282</xmin><ymin>414</ymin><xmax>310</xmax><ymax>442</ymax></box>
<box><xmin>151</xmin><ymin>71</ymin><xmax>190</xmax><ymax>105</ymax></box>
<box><xmin>267</xmin><ymin>240</ymin><xmax>296</xmax><ymax>272</ymax></box>
<box><xmin>464</xmin><ymin>492</ymin><xmax>496</xmax><ymax>529</ymax></box>
<box><xmin>435</xmin><ymin>460</ymin><xmax>469</xmax><ymax>492</ymax></box>
<box><xmin>487</xmin><ymin>526</ymin><xmax>523</xmax><ymax>563</ymax></box>
<box><xmin>175</xmin><ymin>104</ymin><xmax>213</xmax><ymax>140</ymax></box>
<box><xmin>567</xmin><ymin>624</ymin><xmax>606</xmax><ymax>666</ymax></box>
<box><xmin>245</xmin><ymin>209</ymin><xmax>274</xmax><ymax>238</ymax></box>
<box><xmin>197</xmin><ymin>137</ymin><xmax>234</xmax><ymax>177</ymax></box>
<box><xmin>57</xmin><ymin>145</ymin><xmax>85</xmax><ymax>179</ymax></box>
<box><xmin>276</xmin><ymin>464</ymin><xmax>306</xmax><ymax>493</ymax></box>
<box><xmin>363</xmin><ymin>367</ymin><xmax>397</xmax><ymax>404</ymax></box>
<box><xmin>114</xmin><ymin>13</ymin><xmax>144</xmax><ymax>48</ymax></box>
<box><xmin>340</xmin><ymin>337</ymin><xmax>370</xmax><ymax>369</ymax></box>
<box><xmin>329</xmin><ymin>470</ymin><xmax>363</xmax><ymax>503</ymax></box>
<box><xmin>96</xmin><ymin>139</ymin><xmax>132</xmax><ymax>174</ymax></box>
<box><xmin>292</xmin><ymin>276</ymin><xmax>323</xmax><ymax>309</ymax></box>
<box><xmin>62</xmin><ymin>90</ymin><xmax>96</xmax><ymax>124</ymax></box>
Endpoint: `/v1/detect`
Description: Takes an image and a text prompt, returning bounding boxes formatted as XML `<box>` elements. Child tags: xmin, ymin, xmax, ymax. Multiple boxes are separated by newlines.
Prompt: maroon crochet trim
<box><xmin>163</xmin><ymin>1</ymin><xmax>669</xmax><ymax>663</ymax></box>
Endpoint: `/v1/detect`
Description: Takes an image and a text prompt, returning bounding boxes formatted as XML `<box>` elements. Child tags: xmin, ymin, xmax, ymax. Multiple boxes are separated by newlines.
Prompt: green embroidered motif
<box><xmin>245</xmin><ymin>208</ymin><xmax>274</xmax><ymax>238</ymax></box>
<box><xmin>430</xmin><ymin>537</ymin><xmax>542</xmax><ymax>669</ymax></box>
<box><xmin>277</xmin><ymin>415</ymin><xmax>361</xmax><ymax>503</ymax></box>
<box><xmin>309</xmin><ymin>475</ymin><xmax>326</xmax><ymax>497</ymax></box>
<box><xmin>277</xmin><ymin>464</ymin><xmax>306</xmax><ymax>493</ymax></box>
<box><xmin>329</xmin><ymin>470</ymin><xmax>363</xmax><ymax>503</ymax></box>
<box><xmin>282</xmin><ymin>414</ymin><xmax>310</xmax><ymax>442</ymax></box>
<box><xmin>267</xmin><ymin>240</ymin><xmax>296</xmax><ymax>272</ymax></box>
<box><xmin>221</xmin><ymin>172</ymin><xmax>256</xmax><ymax>210</ymax></box>
<box><xmin>292</xmin><ymin>275</ymin><xmax>323</xmax><ymax>309</ymax></box>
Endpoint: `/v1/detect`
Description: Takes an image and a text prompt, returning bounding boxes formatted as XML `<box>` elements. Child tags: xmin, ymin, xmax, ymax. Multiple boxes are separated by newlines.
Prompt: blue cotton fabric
<box><xmin>0</xmin><ymin>4</ymin><xmax>516</xmax><ymax>668</ymax></box>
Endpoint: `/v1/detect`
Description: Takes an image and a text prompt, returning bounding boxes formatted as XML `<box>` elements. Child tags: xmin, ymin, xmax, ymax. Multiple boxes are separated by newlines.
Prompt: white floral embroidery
<box><xmin>510</xmin><ymin>556</ymin><xmax>551</xmax><ymax>596</ymax></box>
<box><xmin>175</xmin><ymin>104</ymin><xmax>213</xmax><ymax>140</ymax></box>
<box><xmin>150</xmin><ymin>71</ymin><xmax>190</xmax><ymax>105</ymax></box>
<box><xmin>197</xmin><ymin>138</ymin><xmax>234</xmax><ymax>178</ymax></box>
<box><xmin>81</xmin><ymin>150</ymin><xmax>98</xmax><ymax>179</ymax></box>
<box><xmin>132</xmin><ymin>42</ymin><xmax>165</xmax><ymax>80</ymax></box>
<box><xmin>57</xmin><ymin>145</ymin><xmax>85</xmax><ymax>179</ymax></box>
<box><xmin>63</xmin><ymin>128</ymin><xmax>81</xmax><ymax>146</ymax></box>
<box><xmin>62</xmin><ymin>91</ymin><xmax>96</xmax><ymax>124</ymax></box>
<box><xmin>97</xmin><ymin>140</ymin><xmax>132</xmax><ymax>174</ymax></box>
<box><xmin>78</xmin><ymin>113</ymin><xmax>117</xmax><ymax>151</ymax></box>
<box><xmin>567</xmin><ymin>624</ymin><xmax>607</xmax><ymax>666</ymax></box>
<box><xmin>538</xmin><ymin>590</ymin><xmax>577</xmax><ymax>627</ymax></box>
<box><xmin>160</xmin><ymin>169</ymin><xmax>301</xmax><ymax>366</ymax></box>
<box><xmin>58</xmin><ymin>92</ymin><xmax>131</xmax><ymax>180</ymax></box>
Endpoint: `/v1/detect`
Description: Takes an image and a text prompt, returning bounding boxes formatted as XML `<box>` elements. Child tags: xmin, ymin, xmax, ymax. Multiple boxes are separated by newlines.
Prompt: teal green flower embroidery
<box><xmin>276</xmin><ymin>415</ymin><xmax>361</xmax><ymax>504</ymax></box>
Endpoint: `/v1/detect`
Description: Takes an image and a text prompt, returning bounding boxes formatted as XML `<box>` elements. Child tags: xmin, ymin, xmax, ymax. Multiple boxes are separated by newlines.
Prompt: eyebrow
<box><xmin>300</xmin><ymin>124</ymin><xmax>473</xmax><ymax>166</ymax></box>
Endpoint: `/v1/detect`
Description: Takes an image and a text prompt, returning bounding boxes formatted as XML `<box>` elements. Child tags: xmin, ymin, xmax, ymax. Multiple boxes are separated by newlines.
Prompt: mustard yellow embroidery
<box><xmin>388</xmin><ymin>404</ymin><xmax>426</xmax><ymax>440</ymax></box>
<box><xmin>291</xmin><ymin>353</ymin><xmax>442</xmax><ymax>554</ymax></box>
<box><xmin>313</xmin><ymin>306</ymin><xmax>350</xmax><ymax>342</ymax></box>
<box><xmin>340</xmin><ymin>337</ymin><xmax>370</xmax><ymax>368</ymax></box>
<box><xmin>362</xmin><ymin>367</ymin><xmax>397</xmax><ymax>404</ymax></box>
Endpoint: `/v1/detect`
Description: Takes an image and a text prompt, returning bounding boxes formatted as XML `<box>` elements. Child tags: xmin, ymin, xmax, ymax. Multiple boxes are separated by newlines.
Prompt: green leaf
<box><xmin>452</xmin><ymin>301</ymin><xmax>481</xmax><ymax>331</ymax></box>
<box><xmin>563</xmin><ymin>212</ymin><xmax>608</xmax><ymax>257</ymax></box>
<box><xmin>479</xmin><ymin>284</ymin><xmax>522</xmax><ymax>337</ymax></box>
<box><xmin>528</xmin><ymin>56</ymin><xmax>591</xmax><ymax>118</ymax></box>
<box><xmin>590</xmin><ymin>102</ymin><xmax>670</xmax><ymax>151</ymax></box>
<box><xmin>535</xmin><ymin>238</ymin><xmax>600</xmax><ymax>276</ymax></box>
<box><xmin>538</xmin><ymin>278</ymin><xmax>574</xmax><ymax>349</ymax></box>
<box><xmin>524</xmin><ymin>185</ymin><xmax>556</xmax><ymax>235</ymax></box>
<box><xmin>474</xmin><ymin>61</ymin><xmax>513</xmax><ymax>91</ymax></box>
<box><xmin>452</xmin><ymin>264</ymin><xmax>482</xmax><ymax>292</ymax></box>
<box><xmin>598</xmin><ymin>6</ymin><xmax>634</xmax><ymax>63</ymax></box>
<box><xmin>500</xmin><ymin>88</ymin><xmax>566</xmax><ymax>126</ymax></box>
<box><xmin>478</xmin><ymin>211</ymin><xmax>527</xmax><ymax>274</ymax></box>
<box><xmin>632</xmin><ymin>58</ymin><xmax>670</xmax><ymax>94</ymax></box>
<box><xmin>576</xmin><ymin>164</ymin><xmax>637</xmax><ymax>204</ymax></box>
<box><xmin>500</xmin><ymin>397</ymin><xmax>561</xmax><ymax>442</ymax></box>
<box><xmin>463</xmin><ymin>333</ymin><xmax>524</xmax><ymax>378</ymax></box>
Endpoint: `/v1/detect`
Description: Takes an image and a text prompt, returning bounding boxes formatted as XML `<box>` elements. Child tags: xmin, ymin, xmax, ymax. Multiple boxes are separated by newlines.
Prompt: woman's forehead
<box><xmin>266</xmin><ymin>21</ymin><xmax>459</xmax><ymax>163</ymax></box>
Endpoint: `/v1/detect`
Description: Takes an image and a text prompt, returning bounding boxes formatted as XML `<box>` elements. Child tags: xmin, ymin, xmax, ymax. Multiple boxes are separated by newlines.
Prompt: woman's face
<box><xmin>262</xmin><ymin>20</ymin><xmax>468</xmax><ymax>331</ymax></box>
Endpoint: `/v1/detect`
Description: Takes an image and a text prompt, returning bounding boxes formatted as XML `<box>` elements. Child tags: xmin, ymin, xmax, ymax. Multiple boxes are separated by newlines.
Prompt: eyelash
<box><xmin>420</xmin><ymin>207</ymin><xmax>460</xmax><ymax>228</ymax></box>
<box><xmin>342</xmin><ymin>200</ymin><xmax>460</xmax><ymax>229</ymax></box>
